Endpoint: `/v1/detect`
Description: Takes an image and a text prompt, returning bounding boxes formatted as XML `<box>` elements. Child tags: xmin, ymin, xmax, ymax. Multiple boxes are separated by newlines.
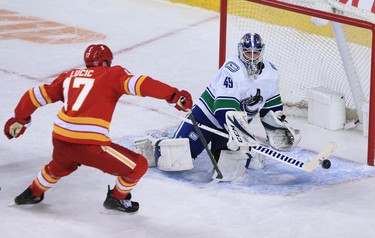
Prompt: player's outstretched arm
<box><xmin>4</xmin><ymin>78</ymin><xmax>64</xmax><ymax>140</ymax></box>
<box><xmin>132</xmin><ymin>76</ymin><xmax>193</xmax><ymax>112</ymax></box>
<box><xmin>4</xmin><ymin>89</ymin><xmax>36</xmax><ymax>140</ymax></box>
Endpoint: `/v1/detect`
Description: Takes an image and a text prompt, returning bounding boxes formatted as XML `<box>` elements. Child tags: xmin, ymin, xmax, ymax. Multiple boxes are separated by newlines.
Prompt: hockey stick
<box><xmin>250</xmin><ymin>142</ymin><xmax>336</xmax><ymax>171</ymax></box>
<box><xmin>187</xmin><ymin>110</ymin><xmax>223</xmax><ymax>179</ymax></box>
<box><xmin>178</xmin><ymin>116</ymin><xmax>336</xmax><ymax>172</ymax></box>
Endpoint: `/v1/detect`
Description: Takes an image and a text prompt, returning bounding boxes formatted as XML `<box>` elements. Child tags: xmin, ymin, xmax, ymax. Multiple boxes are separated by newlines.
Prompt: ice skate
<box><xmin>103</xmin><ymin>186</ymin><xmax>139</xmax><ymax>213</ymax></box>
<box><xmin>14</xmin><ymin>188</ymin><xmax>44</xmax><ymax>205</ymax></box>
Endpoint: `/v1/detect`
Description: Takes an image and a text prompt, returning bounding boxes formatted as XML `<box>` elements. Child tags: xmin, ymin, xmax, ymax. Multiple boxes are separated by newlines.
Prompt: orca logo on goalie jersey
<box><xmin>241</xmin><ymin>88</ymin><xmax>263</xmax><ymax>116</ymax></box>
<box><xmin>225</xmin><ymin>61</ymin><xmax>240</xmax><ymax>72</ymax></box>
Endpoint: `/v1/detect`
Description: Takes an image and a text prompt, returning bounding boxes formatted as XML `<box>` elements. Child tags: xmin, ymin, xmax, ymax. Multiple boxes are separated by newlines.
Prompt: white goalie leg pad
<box><xmin>261</xmin><ymin>110</ymin><xmax>301</xmax><ymax>151</ymax></box>
<box><xmin>246</xmin><ymin>148</ymin><xmax>265</xmax><ymax>170</ymax></box>
<box><xmin>212</xmin><ymin>150</ymin><xmax>247</xmax><ymax>181</ymax></box>
<box><xmin>133</xmin><ymin>136</ymin><xmax>157</xmax><ymax>167</ymax></box>
<box><xmin>156</xmin><ymin>138</ymin><xmax>194</xmax><ymax>171</ymax></box>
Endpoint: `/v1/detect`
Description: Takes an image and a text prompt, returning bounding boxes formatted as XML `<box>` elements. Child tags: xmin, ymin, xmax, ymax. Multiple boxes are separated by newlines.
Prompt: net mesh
<box><xmin>226</xmin><ymin>0</ymin><xmax>372</xmax><ymax>120</ymax></box>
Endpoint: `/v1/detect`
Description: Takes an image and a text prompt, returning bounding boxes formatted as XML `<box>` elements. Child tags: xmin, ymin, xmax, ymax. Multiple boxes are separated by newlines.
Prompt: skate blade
<box><xmin>100</xmin><ymin>209</ymin><xmax>138</xmax><ymax>215</ymax></box>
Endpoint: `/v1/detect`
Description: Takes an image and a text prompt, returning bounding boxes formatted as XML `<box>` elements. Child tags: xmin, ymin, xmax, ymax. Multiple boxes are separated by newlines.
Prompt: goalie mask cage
<box><xmin>219</xmin><ymin>0</ymin><xmax>375</xmax><ymax>166</ymax></box>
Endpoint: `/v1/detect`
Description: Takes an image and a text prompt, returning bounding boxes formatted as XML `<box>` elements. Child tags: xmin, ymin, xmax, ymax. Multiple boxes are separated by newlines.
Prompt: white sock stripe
<box><xmin>37</xmin><ymin>171</ymin><xmax>55</xmax><ymax>188</ymax></box>
<box><xmin>116</xmin><ymin>179</ymin><xmax>135</xmax><ymax>191</ymax></box>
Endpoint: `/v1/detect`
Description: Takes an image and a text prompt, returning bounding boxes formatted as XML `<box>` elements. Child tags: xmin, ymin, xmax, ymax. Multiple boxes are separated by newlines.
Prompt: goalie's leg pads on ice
<box><xmin>213</xmin><ymin>150</ymin><xmax>247</xmax><ymax>181</ymax></box>
<box><xmin>246</xmin><ymin>149</ymin><xmax>265</xmax><ymax>170</ymax></box>
<box><xmin>155</xmin><ymin>138</ymin><xmax>194</xmax><ymax>171</ymax></box>
<box><xmin>212</xmin><ymin>149</ymin><xmax>265</xmax><ymax>181</ymax></box>
<box><xmin>133</xmin><ymin>136</ymin><xmax>157</xmax><ymax>167</ymax></box>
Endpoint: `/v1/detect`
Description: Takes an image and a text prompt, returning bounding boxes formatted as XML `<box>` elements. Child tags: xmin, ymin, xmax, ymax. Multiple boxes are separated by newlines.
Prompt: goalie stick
<box><xmin>187</xmin><ymin>110</ymin><xmax>223</xmax><ymax>179</ymax></box>
<box><xmin>177</xmin><ymin>116</ymin><xmax>336</xmax><ymax>172</ymax></box>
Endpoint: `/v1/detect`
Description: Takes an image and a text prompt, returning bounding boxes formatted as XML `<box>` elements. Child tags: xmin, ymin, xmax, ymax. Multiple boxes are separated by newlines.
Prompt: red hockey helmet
<box><xmin>84</xmin><ymin>44</ymin><xmax>113</xmax><ymax>67</ymax></box>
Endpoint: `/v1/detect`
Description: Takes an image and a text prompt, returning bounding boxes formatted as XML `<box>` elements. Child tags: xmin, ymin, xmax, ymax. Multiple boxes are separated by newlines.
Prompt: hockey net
<box><xmin>219</xmin><ymin>0</ymin><xmax>375</xmax><ymax>165</ymax></box>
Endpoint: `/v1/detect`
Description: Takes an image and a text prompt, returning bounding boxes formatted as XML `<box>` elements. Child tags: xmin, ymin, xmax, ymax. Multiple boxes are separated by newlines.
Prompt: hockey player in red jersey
<box><xmin>4</xmin><ymin>44</ymin><xmax>193</xmax><ymax>213</ymax></box>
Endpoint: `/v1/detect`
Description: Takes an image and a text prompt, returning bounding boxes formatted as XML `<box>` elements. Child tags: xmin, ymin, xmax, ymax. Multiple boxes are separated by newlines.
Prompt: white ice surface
<box><xmin>0</xmin><ymin>0</ymin><xmax>375</xmax><ymax>237</ymax></box>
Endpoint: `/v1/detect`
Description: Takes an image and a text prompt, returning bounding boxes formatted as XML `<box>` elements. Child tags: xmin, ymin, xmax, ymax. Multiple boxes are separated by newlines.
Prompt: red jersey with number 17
<box><xmin>14</xmin><ymin>65</ymin><xmax>177</xmax><ymax>145</ymax></box>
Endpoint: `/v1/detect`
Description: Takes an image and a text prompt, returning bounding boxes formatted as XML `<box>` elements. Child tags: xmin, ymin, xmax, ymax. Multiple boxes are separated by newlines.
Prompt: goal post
<box><xmin>218</xmin><ymin>0</ymin><xmax>375</xmax><ymax>165</ymax></box>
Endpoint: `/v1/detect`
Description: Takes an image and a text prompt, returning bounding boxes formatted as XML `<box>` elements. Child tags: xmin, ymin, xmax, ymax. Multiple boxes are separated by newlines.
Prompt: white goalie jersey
<box><xmin>195</xmin><ymin>55</ymin><xmax>283</xmax><ymax>129</ymax></box>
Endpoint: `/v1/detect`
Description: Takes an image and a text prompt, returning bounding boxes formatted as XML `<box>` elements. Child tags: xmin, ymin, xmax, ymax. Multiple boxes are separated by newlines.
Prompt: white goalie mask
<box><xmin>238</xmin><ymin>33</ymin><xmax>265</xmax><ymax>77</ymax></box>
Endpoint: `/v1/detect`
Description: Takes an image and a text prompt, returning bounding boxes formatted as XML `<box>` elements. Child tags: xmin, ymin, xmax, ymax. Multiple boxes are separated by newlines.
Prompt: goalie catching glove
<box><xmin>167</xmin><ymin>89</ymin><xmax>193</xmax><ymax>112</ymax></box>
<box><xmin>4</xmin><ymin>117</ymin><xmax>31</xmax><ymax>139</ymax></box>
<box><xmin>261</xmin><ymin>110</ymin><xmax>301</xmax><ymax>151</ymax></box>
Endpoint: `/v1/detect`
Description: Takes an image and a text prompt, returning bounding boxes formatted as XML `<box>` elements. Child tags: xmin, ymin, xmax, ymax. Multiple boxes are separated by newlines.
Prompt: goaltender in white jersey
<box><xmin>134</xmin><ymin>33</ymin><xmax>301</xmax><ymax>180</ymax></box>
<box><xmin>196</xmin><ymin>55</ymin><xmax>282</xmax><ymax>130</ymax></box>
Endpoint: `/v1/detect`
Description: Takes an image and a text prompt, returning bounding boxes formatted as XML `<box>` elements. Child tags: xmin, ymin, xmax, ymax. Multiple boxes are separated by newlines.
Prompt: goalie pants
<box><xmin>29</xmin><ymin>138</ymin><xmax>148</xmax><ymax>200</ymax></box>
<box><xmin>174</xmin><ymin>106</ymin><xmax>228</xmax><ymax>160</ymax></box>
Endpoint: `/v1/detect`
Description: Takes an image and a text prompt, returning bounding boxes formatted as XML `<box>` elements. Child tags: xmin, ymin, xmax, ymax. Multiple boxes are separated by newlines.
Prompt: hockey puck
<box><xmin>321</xmin><ymin>159</ymin><xmax>331</xmax><ymax>169</ymax></box>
